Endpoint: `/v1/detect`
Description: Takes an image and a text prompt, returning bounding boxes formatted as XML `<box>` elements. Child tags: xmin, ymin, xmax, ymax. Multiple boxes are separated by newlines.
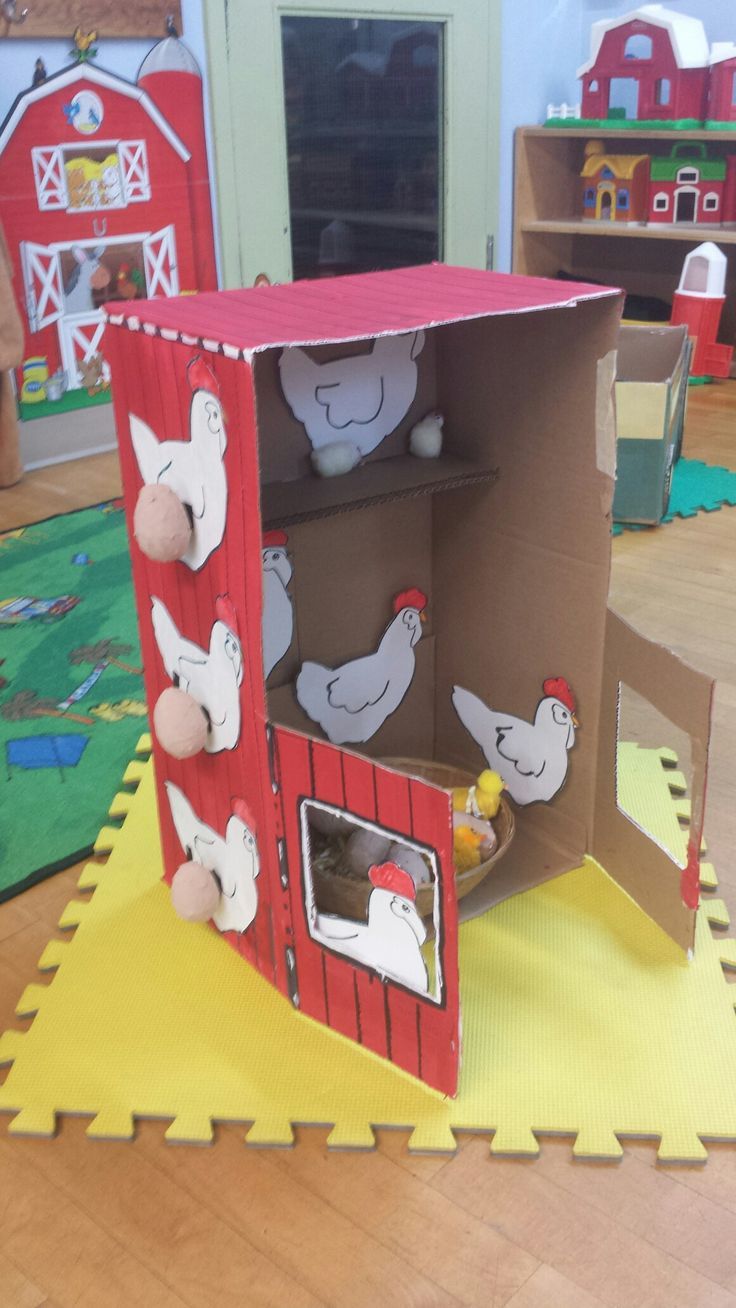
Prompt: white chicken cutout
<box><xmin>278</xmin><ymin>330</ymin><xmax>426</xmax><ymax>459</ymax></box>
<box><xmin>262</xmin><ymin>529</ymin><xmax>294</xmax><ymax>681</ymax></box>
<box><xmin>166</xmin><ymin>783</ymin><xmax>260</xmax><ymax>935</ymax></box>
<box><xmin>130</xmin><ymin>356</ymin><xmax>228</xmax><ymax>572</ymax></box>
<box><xmin>296</xmin><ymin>587</ymin><xmax>427</xmax><ymax>745</ymax></box>
<box><xmin>452</xmin><ymin>677</ymin><xmax>579</xmax><ymax>806</ymax></box>
<box><xmin>315</xmin><ymin>861</ymin><xmax>429</xmax><ymax>994</ymax></box>
<box><xmin>152</xmin><ymin>595</ymin><xmax>243</xmax><ymax>752</ymax></box>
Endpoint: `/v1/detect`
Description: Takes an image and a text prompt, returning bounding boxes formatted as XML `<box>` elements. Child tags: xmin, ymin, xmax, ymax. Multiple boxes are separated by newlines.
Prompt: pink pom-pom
<box><xmin>153</xmin><ymin>687</ymin><xmax>208</xmax><ymax>759</ymax></box>
<box><xmin>133</xmin><ymin>484</ymin><xmax>192</xmax><ymax>563</ymax></box>
<box><xmin>171</xmin><ymin>861</ymin><xmax>220</xmax><ymax>922</ymax></box>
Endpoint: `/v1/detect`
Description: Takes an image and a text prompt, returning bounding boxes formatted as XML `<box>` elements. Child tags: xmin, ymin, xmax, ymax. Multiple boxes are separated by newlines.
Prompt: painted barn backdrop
<box><xmin>0</xmin><ymin>34</ymin><xmax>216</xmax><ymax>418</ymax></box>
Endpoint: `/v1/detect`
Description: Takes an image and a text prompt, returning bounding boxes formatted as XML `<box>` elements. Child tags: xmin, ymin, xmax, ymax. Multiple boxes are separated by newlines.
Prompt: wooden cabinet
<box><xmin>513</xmin><ymin>126</ymin><xmax>736</xmax><ymax>359</ymax></box>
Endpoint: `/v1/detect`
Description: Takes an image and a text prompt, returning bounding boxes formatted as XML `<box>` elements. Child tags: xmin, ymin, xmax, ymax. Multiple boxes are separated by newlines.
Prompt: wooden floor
<box><xmin>2</xmin><ymin>388</ymin><xmax>736</xmax><ymax>1307</ymax></box>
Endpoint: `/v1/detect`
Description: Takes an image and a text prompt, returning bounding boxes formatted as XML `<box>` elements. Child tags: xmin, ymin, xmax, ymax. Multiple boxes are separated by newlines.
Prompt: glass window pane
<box><xmin>281</xmin><ymin>17</ymin><xmax>443</xmax><ymax>280</ymax></box>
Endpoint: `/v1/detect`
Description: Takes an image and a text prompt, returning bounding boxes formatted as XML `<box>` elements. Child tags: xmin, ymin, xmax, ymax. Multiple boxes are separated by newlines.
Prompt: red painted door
<box><xmin>271</xmin><ymin>726</ymin><xmax>460</xmax><ymax>1096</ymax></box>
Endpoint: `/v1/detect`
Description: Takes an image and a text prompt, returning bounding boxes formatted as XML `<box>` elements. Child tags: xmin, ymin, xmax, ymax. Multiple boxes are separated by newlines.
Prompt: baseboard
<box><xmin>20</xmin><ymin>402</ymin><xmax>117</xmax><ymax>470</ymax></box>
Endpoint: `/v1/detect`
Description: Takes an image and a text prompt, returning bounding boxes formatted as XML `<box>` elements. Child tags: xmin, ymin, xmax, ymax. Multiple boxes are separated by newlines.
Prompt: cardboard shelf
<box><xmin>522</xmin><ymin>219</ymin><xmax>736</xmax><ymax>244</ymax></box>
<box><xmin>261</xmin><ymin>454</ymin><xmax>496</xmax><ymax>528</ymax></box>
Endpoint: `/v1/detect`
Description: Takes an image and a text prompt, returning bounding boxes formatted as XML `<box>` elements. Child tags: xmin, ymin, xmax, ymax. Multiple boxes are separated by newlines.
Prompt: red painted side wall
<box><xmin>106</xmin><ymin>327</ymin><xmax>282</xmax><ymax>988</ymax></box>
<box><xmin>580</xmin><ymin>19</ymin><xmax>708</xmax><ymax>121</ymax></box>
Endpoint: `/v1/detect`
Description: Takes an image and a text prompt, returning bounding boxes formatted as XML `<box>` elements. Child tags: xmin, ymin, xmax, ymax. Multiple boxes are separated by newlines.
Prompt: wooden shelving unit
<box><xmin>513</xmin><ymin>125</ymin><xmax>736</xmax><ymax>354</ymax></box>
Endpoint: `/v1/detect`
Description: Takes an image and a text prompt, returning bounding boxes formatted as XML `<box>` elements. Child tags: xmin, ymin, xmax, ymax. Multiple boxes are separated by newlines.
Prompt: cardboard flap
<box><xmin>593</xmin><ymin>608</ymin><xmax>713</xmax><ymax>953</ymax></box>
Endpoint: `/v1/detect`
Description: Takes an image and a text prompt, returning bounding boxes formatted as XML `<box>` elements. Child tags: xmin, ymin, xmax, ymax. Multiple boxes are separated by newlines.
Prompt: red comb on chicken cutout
<box><xmin>543</xmin><ymin>677</ymin><xmax>576</xmax><ymax>713</ymax></box>
<box><xmin>393</xmin><ymin>587</ymin><xmax>427</xmax><ymax>615</ymax></box>
<box><xmin>233</xmin><ymin>799</ymin><xmax>256</xmax><ymax>830</ymax></box>
<box><xmin>369</xmin><ymin>861</ymin><xmax>416</xmax><ymax>901</ymax></box>
<box><xmin>187</xmin><ymin>355</ymin><xmax>219</xmax><ymax>395</ymax></box>
<box><xmin>262</xmin><ymin>529</ymin><xmax>288</xmax><ymax>548</ymax></box>
<box><xmin>215</xmin><ymin>595</ymin><xmax>238</xmax><ymax>633</ymax></box>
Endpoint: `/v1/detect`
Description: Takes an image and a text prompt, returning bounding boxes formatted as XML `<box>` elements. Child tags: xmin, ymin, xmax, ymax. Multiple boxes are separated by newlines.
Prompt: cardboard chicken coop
<box><xmin>105</xmin><ymin>264</ymin><xmax>713</xmax><ymax>1099</ymax></box>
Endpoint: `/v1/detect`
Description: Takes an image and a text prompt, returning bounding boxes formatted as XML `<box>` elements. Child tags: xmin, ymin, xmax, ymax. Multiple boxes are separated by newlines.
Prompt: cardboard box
<box><xmin>613</xmin><ymin>324</ymin><xmax>690</xmax><ymax>525</ymax></box>
<box><xmin>104</xmin><ymin>265</ymin><xmax>713</xmax><ymax>1097</ymax></box>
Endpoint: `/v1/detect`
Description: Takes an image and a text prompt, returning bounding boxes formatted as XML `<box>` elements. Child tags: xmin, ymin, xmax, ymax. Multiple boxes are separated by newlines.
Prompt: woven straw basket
<box><xmin>311</xmin><ymin>757</ymin><xmax>515</xmax><ymax>921</ymax></box>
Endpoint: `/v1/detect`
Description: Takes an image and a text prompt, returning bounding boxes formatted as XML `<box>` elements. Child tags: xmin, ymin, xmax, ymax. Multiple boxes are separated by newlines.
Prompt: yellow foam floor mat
<box><xmin>1</xmin><ymin>740</ymin><xmax>735</xmax><ymax>1162</ymax></box>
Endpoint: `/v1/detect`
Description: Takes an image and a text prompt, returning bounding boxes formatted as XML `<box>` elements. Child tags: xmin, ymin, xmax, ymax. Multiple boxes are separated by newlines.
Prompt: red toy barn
<box><xmin>0</xmin><ymin>35</ymin><xmax>216</xmax><ymax>412</ymax></box>
<box><xmin>578</xmin><ymin>6</ymin><xmax>710</xmax><ymax>123</ymax></box>
<box><xmin>709</xmin><ymin>44</ymin><xmax>736</xmax><ymax>126</ymax></box>
<box><xmin>105</xmin><ymin>265</ymin><xmax>713</xmax><ymax>1098</ymax></box>
<box><xmin>647</xmin><ymin>145</ymin><xmax>735</xmax><ymax>226</ymax></box>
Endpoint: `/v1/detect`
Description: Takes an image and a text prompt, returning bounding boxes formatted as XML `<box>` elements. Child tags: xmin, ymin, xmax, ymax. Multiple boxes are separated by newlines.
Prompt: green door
<box><xmin>204</xmin><ymin>1</ymin><xmax>500</xmax><ymax>287</ymax></box>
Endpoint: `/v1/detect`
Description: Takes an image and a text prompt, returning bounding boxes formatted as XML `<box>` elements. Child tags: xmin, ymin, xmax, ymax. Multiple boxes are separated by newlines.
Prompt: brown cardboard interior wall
<box><xmin>259</xmin><ymin>296</ymin><xmax>628</xmax><ymax>915</ymax></box>
<box><xmin>617</xmin><ymin>324</ymin><xmax>688</xmax><ymax>384</ymax></box>
<box><xmin>264</xmin><ymin>496</ymin><xmax>434</xmax><ymax>693</ymax></box>
<box><xmin>267</xmin><ymin>636</ymin><xmax>436</xmax><ymax>764</ymax></box>
<box><xmin>253</xmin><ymin>331</ymin><xmax>438</xmax><ymax>486</ymax></box>
<box><xmin>433</xmin><ymin>301</ymin><xmax>621</xmax><ymax>876</ymax></box>
<box><xmin>593</xmin><ymin>609</ymin><xmax>713</xmax><ymax>954</ymax></box>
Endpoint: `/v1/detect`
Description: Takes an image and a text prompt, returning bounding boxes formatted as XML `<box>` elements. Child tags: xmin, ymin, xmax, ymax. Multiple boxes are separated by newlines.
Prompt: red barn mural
<box><xmin>0</xmin><ymin>35</ymin><xmax>217</xmax><ymax>418</ymax></box>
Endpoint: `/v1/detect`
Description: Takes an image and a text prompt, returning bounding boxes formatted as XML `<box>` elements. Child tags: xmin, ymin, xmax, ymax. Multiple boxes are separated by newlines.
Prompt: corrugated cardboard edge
<box><xmin>104</xmin><ymin>286</ymin><xmax>621</xmax><ymax>360</ymax></box>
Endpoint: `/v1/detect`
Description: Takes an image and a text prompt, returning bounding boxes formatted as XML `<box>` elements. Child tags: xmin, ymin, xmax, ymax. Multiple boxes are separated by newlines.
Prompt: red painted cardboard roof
<box><xmin>105</xmin><ymin>263</ymin><xmax>621</xmax><ymax>354</ymax></box>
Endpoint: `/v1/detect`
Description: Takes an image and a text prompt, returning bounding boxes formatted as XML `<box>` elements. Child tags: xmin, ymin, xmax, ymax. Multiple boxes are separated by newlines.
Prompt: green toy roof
<box><xmin>650</xmin><ymin>156</ymin><xmax>726</xmax><ymax>181</ymax></box>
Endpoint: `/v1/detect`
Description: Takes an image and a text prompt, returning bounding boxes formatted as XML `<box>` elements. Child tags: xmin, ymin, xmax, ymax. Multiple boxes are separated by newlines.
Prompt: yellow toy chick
<box><xmin>453</xmin><ymin>825</ymin><xmax>484</xmax><ymax>873</ymax></box>
<box><xmin>452</xmin><ymin>769</ymin><xmax>505</xmax><ymax>820</ymax></box>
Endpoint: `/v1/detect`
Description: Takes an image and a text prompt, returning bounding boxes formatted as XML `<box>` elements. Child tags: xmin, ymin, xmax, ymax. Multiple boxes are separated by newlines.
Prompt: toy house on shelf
<box><xmin>105</xmin><ymin>265</ymin><xmax>713</xmax><ymax>1098</ymax></box>
<box><xmin>0</xmin><ymin>34</ymin><xmax>216</xmax><ymax>418</ymax></box>
<box><xmin>648</xmin><ymin>145</ymin><xmax>734</xmax><ymax>225</ymax></box>
<box><xmin>553</xmin><ymin>5</ymin><xmax>736</xmax><ymax>130</ymax></box>
<box><xmin>578</xmin><ymin>5</ymin><xmax>709</xmax><ymax>126</ymax></box>
<box><xmin>580</xmin><ymin>140</ymin><xmax>650</xmax><ymax>222</ymax></box>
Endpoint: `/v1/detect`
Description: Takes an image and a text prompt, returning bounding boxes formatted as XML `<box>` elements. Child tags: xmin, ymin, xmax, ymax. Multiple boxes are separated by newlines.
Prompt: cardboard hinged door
<box><xmin>593</xmin><ymin>608</ymin><xmax>713</xmax><ymax>953</ymax></box>
<box><xmin>271</xmin><ymin>726</ymin><xmax>460</xmax><ymax>1096</ymax></box>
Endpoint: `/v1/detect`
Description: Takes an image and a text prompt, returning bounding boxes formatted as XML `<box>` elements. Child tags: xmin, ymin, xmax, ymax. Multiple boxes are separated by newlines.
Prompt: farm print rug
<box><xmin>0</xmin><ymin>501</ymin><xmax>146</xmax><ymax>900</ymax></box>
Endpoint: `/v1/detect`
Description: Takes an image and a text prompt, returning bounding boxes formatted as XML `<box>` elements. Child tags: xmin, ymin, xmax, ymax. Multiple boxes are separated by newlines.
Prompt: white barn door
<box><xmin>20</xmin><ymin>242</ymin><xmax>64</xmax><ymax>333</ymax></box>
<box><xmin>144</xmin><ymin>226</ymin><xmax>179</xmax><ymax>297</ymax></box>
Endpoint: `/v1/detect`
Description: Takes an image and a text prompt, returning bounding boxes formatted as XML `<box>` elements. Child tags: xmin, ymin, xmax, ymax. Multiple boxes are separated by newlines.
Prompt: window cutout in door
<box><xmin>615</xmin><ymin>682</ymin><xmax>692</xmax><ymax>868</ymax></box>
<box><xmin>281</xmin><ymin>17</ymin><xmax>443</xmax><ymax>280</ymax></box>
<box><xmin>300</xmin><ymin>799</ymin><xmax>442</xmax><ymax>1001</ymax></box>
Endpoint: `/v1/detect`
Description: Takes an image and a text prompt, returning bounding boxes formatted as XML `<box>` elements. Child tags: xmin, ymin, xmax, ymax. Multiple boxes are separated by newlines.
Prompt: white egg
<box><xmin>311</xmin><ymin>440</ymin><xmax>362</xmax><ymax>478</ymax></box>
<box><xmin>409</xmin><ymin>413</ymin><xmax>444</xmax><ymax>459</ymax></box>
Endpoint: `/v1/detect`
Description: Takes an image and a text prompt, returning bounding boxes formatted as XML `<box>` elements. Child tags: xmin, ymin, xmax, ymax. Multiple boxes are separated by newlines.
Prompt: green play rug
<box><xmin>0</xmin><ymin>502</ymin><xmax>146</xmax><ymax>901</ymax></box>
<box><xmin>613</xmin><ymin>457</ymin><xmax>736</xmax><ymax>534</ymax></box>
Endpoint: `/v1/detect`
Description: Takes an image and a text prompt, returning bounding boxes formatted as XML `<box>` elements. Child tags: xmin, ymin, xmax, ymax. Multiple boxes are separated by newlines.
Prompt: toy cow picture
<box><xmin>106</xmin><ymin>263</ymin><xmax>713</xmax><ymax>1098</ymax></box>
